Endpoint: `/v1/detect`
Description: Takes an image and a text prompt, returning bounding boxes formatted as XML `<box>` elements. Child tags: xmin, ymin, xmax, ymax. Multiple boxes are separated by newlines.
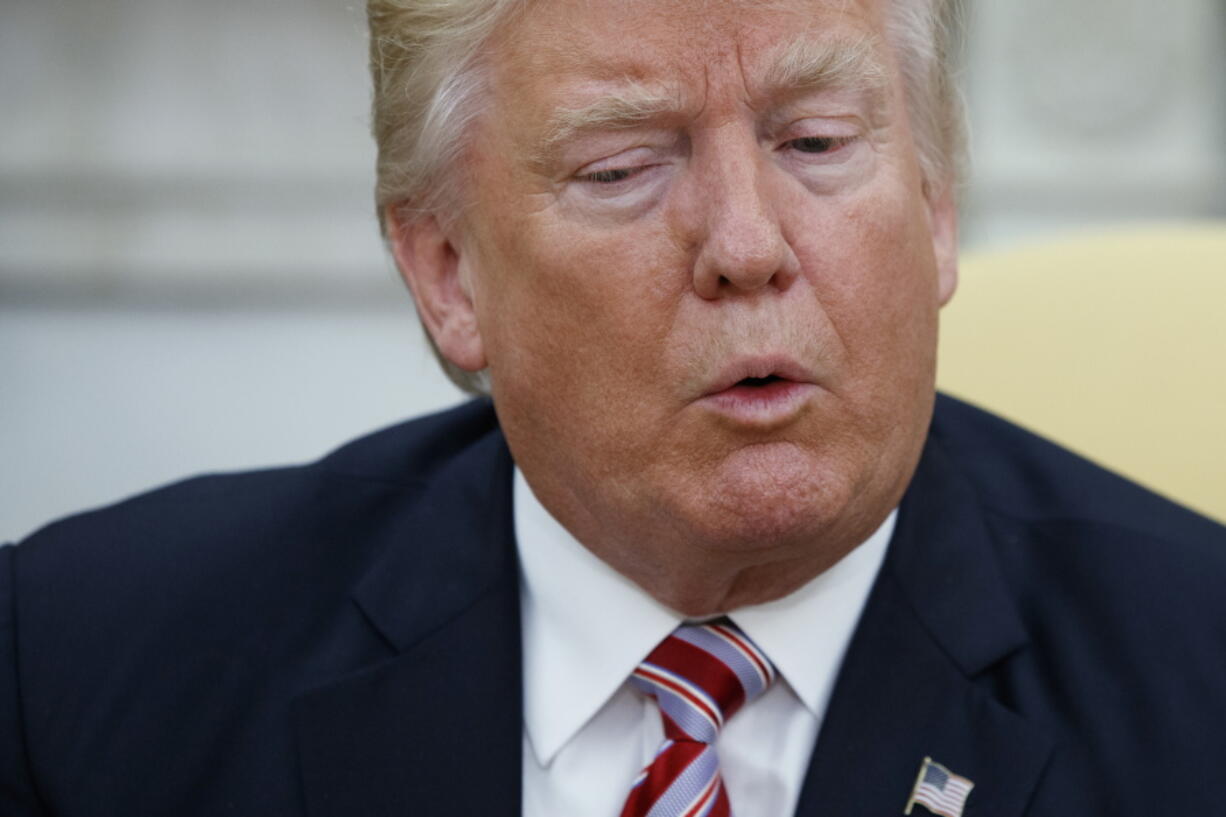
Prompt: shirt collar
<box><xmin>730</xmin><ymin>510</ymin><xmax>894</xmax><ymax>718</ymax></box>
<box><xmin>514</xmin><ymin>466</ymin><xmax>894</xmax><ymax>766</ymax></box>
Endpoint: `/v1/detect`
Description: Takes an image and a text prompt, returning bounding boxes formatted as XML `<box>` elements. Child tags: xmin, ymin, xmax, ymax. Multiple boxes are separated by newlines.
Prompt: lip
<box><xmin>698</xmin><ymin>356</ymin><xmax>818</xmax><ymax>427</ymax></box>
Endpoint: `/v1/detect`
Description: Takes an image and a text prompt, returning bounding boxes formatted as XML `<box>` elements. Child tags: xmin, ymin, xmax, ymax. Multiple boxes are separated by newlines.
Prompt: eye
<box><xmin>582</xmin><ymin>167</ymin><xmax>639</xmax><ymax>184</ymax></box>
<box><xmin>785</xmin><ymin>135</ymin><xmax>854</xmax><ymax>155</ymax></box>
<box><xmin>573</xmin><ymin>144</ymin><xmax>665</xmax><ymax>189</ymax></box>
<box><xmin>572</xmin><ymin>159</ymin><xmax>667</xmax><ymax>203</ymax></box>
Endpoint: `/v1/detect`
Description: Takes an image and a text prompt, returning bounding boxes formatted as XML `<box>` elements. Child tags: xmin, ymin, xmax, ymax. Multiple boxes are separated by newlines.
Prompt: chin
<box><xmin>672</xmin><ymin>442</ymin><xmax>867</xmax><ymax>554</ymax></box>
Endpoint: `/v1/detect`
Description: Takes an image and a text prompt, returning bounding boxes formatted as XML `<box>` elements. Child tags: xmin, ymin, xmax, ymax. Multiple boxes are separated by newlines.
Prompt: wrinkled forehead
<box><xmin>485</xmin><ymin>0</ymin><xmax>895</xmax><ymax>110</ymax></box>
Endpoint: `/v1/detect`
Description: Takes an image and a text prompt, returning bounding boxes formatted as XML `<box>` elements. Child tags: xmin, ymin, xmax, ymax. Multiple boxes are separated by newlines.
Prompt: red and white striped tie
<box><xmin>619</xmin><ymin>619</ymin><xmax>777</xmax><ymax>817</ymax></box>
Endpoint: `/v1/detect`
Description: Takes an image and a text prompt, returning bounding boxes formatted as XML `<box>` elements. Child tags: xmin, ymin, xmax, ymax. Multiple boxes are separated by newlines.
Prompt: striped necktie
<box><xmin>619</xmin><ymin>619</ymin><xmax>777</xmax><ymax>817</ymax></box>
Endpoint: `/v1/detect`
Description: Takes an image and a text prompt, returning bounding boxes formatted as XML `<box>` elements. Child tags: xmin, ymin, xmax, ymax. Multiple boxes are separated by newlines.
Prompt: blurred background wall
<box><xmin>3</xmin><ymin>0</ymin><xmax>1224</xmax><ymax>539</ymax></box>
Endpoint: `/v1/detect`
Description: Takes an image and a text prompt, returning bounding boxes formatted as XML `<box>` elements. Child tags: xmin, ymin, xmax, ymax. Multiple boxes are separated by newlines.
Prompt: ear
<box><xmin>927</xmin><ymin>185</ymin><xmax>959</xmax><ymax>307</ymax></box>
<box><xmin>385</xmin><ymin>205</ymin><xmax>487</xmax><ymax>372</ymax></box>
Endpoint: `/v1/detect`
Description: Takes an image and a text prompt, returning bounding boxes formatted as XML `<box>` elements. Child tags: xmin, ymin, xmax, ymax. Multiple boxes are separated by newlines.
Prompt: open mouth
<box><xmin>703</xmin><ymin>360</ymin><xmax>812</xmax><ymax>397</ymax></box>
<box><xmin>736</xmin><ymin>375</ymin><xmax>786</xmax><ymax>388</ymax></box>
<box><xmin>699</xmin><ymin>358</ymin><xmax>816</xmax><ymax>425</ymax></box>
<box><xmin>722</xmin><ymin>373</ymin><xmax>796</xmax><ymax>399</ymax></box>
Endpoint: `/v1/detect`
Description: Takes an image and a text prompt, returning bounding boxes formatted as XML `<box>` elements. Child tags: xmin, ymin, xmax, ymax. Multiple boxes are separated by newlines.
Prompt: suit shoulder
<box><xmin>19</xmin><ymin>398</ymin><xmax>498</xmax><ymax>545</ymax></box>
<box><xmin>930</xmin><ymin>392</ymin><xmax>1226</xmax><ymax>551</ymax></box>
<box><xmin>930</xmin><ymin>398</ymin><xmax>1226</xmax><ymax>786</ymax></box>
<box><xmin>13</xmin><ymin>398</ymin><xmax>502</xmax><ymax>613</ymax></box>
<box><xmin>931</xmin><ymin>394</ymin><xmax>1226</xmax><ymax>684</ymax></box>
<box><xmin>315</xmin><ymin>396</ymin><xmax>500</xmax><ymax>485</ymax></box>
<box><xmin>8</xmin><ymin>400</ymin><xmax>505</xmax><ymax>747</ymax></box>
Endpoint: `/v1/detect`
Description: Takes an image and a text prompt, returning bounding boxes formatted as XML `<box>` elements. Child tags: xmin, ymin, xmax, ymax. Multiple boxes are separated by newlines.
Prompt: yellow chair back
<box><xmin>938</xmin><ymin>223</ymin><xmax>1226</xmax><ymax>523</ymax></box>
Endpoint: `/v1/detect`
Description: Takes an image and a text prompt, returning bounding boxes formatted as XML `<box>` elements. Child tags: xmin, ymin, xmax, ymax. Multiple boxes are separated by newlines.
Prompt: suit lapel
<box><xmin>293</xmin><ymin>429</ymin><xmax>523</xmax><ymax>817</ymax></box>
<box><xmin>794</xmin><ymin>435</ymin><xmax>1054</xmax><ymax>817</ymax></box>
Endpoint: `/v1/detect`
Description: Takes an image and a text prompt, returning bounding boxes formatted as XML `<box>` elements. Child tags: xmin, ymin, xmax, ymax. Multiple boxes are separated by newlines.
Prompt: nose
<box><xmin>687</xmin><ymin>146</ymin><xmax>800</xmax><ymax>300</ymax></box>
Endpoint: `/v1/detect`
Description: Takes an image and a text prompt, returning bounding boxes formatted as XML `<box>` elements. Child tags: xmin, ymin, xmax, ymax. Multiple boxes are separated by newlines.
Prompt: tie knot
<box><xmin>630</xmin><ymin>619</ymin><xmax>777</xmax><ymax>744</ymax></box>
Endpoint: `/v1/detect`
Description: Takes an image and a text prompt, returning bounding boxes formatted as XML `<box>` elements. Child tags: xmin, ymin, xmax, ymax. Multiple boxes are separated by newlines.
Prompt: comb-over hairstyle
<box><xmin>368</xmin><ymin>0</ymin><xmax>966</xmax><ymax>394</ymax></box>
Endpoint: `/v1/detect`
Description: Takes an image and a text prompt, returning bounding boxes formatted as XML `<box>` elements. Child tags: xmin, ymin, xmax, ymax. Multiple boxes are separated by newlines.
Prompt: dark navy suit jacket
<box><xmin>4</xmin><ymin>394</ymin><xmax>1226</xmax><ymax>816</ymax></box>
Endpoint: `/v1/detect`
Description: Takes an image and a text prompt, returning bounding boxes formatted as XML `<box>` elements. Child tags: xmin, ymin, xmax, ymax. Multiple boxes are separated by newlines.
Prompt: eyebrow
<box><xmin>760</xmin><ymin>33</ymin><xmax>889</xmax><ymax>103</ymax></box>
<box><xmin>536</xmin><ymin>35</ymin><xmax>889</xmax><ymax>156</ymax></box>
<box><xmin>537</xmin><ymin>81</ymin><xmax>685</xmax><ymax>157</ymax></box>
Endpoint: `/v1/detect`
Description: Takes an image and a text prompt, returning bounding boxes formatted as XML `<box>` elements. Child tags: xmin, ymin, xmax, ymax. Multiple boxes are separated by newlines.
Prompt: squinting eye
<box><xmin>582</xmin><ymin>167</ymin><xmax>637</xmax><ymax>184</ymax></box>
<box><xmin>788</xmin><ymin>136</ymin><xmax>848</xmax><ymax>154</ymax></box>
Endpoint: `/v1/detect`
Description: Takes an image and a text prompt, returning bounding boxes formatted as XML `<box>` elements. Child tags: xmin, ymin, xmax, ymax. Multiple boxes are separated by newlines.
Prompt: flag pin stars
<box><xmin>904</xmin><ymin>756</ymin><xmax>975</xmax><ymax>817</ymax></box>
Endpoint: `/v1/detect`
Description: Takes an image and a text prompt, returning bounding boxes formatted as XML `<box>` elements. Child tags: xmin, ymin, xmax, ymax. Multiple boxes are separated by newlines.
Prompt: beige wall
<box><xmin>961</xmin><ymin>0</ymin><xmax>1226</xmax><ymax>243</ymax></box>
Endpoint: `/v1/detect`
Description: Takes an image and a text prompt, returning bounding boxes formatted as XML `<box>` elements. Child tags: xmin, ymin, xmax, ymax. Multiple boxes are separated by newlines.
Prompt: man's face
<box><xmin>408</xmin><ymin>0</ymin><xmax>957</xmax><ymax>611</ymax></box>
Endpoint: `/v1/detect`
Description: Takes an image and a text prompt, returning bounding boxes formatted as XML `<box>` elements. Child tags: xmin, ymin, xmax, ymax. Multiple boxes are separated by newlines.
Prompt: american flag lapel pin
<box><xmin>904</xmin><ymin>756</ymin><xmax>975</xmax><ymax>817</ymax></box>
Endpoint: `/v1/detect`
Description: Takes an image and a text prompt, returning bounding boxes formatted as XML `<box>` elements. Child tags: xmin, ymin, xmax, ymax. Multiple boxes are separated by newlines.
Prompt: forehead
<box><xmin>487</xmin><ymin>0</ymin><xmax>892</xmax><ymax>104</ymax></box>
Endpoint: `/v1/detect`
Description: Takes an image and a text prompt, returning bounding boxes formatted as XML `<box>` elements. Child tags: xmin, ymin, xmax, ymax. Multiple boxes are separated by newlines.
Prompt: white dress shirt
<box><xmin>515</xmin><ymin>468</ymin><xmax>894</xmax><ymax>817</ymax></box>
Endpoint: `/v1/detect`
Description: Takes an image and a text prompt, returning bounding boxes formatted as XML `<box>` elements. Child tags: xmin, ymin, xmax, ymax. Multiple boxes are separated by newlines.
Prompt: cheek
<box><xmin>794</xmin><ymin>184</ymin><xmax>941</xmax><ymax>391</ymax></box>
<box><xmin>476</xmin><ymin>213</ymin><xmax>682</xmax><ymax>399</ymax></box>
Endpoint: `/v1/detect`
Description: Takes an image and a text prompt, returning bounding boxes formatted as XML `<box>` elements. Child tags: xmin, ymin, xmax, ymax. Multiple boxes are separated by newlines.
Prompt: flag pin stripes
<box><xmin>904</xmin><ymin>756</ymin><xmax>974</xmax><ymax>817</ymax></box>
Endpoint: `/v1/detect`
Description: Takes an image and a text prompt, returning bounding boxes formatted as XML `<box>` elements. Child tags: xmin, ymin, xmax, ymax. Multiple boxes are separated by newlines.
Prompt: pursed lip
<box><xmin>701</xmin><ymin>355</ymin><xmax>818</xmax><ymax>397</ymax></box>
<box><xmin>695</xmin><ymin>355</ymin><xmax>820</xmax><ymax>428</ymax></box>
